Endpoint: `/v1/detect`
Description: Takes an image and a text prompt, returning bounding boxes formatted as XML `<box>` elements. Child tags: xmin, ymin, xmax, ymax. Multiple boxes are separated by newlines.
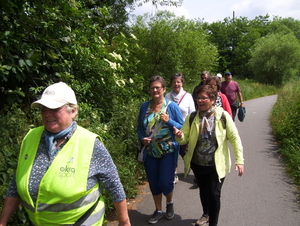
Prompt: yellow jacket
<box><xmin>176</xmin><ymin>107</ymin><xmax>244</xmax><ymax>180</ymax></box>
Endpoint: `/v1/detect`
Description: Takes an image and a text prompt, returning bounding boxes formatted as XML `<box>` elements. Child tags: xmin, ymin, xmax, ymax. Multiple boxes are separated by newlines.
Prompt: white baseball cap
<box><xmin>217</xmin><ymin>73</ymin><xmax>222</xmax><ymax>78</ymax></box>
<box><xmin>31</xmin><ymin>82</ymin><xmax>77</xmax><ymax>109</ymax></box>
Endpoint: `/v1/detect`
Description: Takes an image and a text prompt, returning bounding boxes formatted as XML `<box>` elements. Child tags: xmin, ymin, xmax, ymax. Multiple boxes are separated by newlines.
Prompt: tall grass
<box><xmin>270</xmin><ymin>78</ymin><xmax>300</xmax><ymax>192</ymax></box>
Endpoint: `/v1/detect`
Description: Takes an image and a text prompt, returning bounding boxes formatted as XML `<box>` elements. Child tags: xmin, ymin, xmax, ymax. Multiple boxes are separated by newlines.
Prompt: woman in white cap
<box><xmin>0</xmin><ymin>82</ymin><xmax>131</xmax><ymax>226</ymax></box>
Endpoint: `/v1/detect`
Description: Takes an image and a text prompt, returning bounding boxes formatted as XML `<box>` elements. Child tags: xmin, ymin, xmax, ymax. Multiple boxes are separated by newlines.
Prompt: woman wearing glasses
<box><xmin>165</xmin><ymin>72</ymin><xmax>195</xmax><ymax>181</ymax></box>
<box><xmin>173</xmin><ymin>85</ymin><xmax>244</xmax><ymax>226</ymax></box>
<box><xmin>137</xmin><ymin>75</ymin><xmax>183</xmax><ymax>224</ymax></box>
<box><xmin>0</xmin><ymin>82</ymin><xmax>130</xmax><ymax>226</ymax></box>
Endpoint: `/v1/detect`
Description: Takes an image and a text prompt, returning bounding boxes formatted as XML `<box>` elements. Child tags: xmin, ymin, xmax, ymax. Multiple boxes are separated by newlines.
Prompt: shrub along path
<box><xmin>108</xmin><ymin>95</ymin><xmax>300</xmax><ymax>226</ymax></box>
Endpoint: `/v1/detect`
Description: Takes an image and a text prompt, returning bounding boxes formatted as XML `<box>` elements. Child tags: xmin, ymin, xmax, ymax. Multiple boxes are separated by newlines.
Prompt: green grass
<box><xmin>270</xmin><ymin>78</ymin><xmax>300</xmax><ymax>194</ymax></box>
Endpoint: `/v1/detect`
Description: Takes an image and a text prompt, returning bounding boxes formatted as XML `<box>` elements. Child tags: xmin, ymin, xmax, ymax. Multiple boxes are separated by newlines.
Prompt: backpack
<box><xmin>189</xmin><ymin>111</ymin><xmax>227</xmax><ymax>129</ymax></box>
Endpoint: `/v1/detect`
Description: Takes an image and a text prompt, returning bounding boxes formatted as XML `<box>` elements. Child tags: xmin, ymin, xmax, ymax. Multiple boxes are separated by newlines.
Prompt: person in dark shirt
<box><xmin>192</xmin><ymin>71</ymin><xmax>210</xmax><ymax>109</ymax></box>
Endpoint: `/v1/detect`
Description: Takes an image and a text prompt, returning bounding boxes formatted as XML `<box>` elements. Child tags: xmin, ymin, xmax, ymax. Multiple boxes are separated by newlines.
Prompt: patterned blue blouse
<box><xmin>6</xmin><ymin>122</ymin><xmax>126</xmax><ymax>203</ymax></box>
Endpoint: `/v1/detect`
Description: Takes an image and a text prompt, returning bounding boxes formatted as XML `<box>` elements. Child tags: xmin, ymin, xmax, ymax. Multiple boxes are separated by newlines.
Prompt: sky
<box><xmin>130</xmin><ymin>0</ymin><xmax>300</xmax><ymax>23</ymax></box>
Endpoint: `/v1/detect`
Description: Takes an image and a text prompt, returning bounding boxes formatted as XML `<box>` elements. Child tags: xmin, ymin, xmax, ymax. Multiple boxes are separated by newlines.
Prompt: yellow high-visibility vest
<box><xmin>16</xmin><ymin>126</ymin><xmax>105</xmax><ymax>226</ymax></box>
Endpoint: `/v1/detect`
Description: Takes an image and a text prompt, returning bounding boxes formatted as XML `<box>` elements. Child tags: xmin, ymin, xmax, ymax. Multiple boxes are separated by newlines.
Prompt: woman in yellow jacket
<box><xmin>173</xmin><ymin>85</ymin><xmax>244</xmax><ymax>226</ymax></box>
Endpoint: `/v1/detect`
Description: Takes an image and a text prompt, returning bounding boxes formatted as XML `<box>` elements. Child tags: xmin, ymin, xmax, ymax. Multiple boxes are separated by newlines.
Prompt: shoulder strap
<box><xmin>188</xmin><ymin>111</ymin><xmax>226</xmax><ymax>129</ymax></box>
<box><xmin>189</xmin><ymin>111</ymin><xmax>197</xmax><ymax>126</ymax></box>
<box><xmin>220</xmin><ymin>111</ymin><xmax>226</xmax><ymax>129</ymax></box>
<box><xmin>178</xmin><ymin>92</ymin><xmax>187</xmax><ymax>105</ymax></box>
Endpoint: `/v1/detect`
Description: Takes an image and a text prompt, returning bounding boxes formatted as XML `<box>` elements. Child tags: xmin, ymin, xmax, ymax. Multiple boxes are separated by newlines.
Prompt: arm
<box><xmin>164</xmin><ymin>102</ymin><xmax>184</xmax><ymax>130</ymax></box>
<box><xmin>224</xmin><ymin>112</ymin><xmax>244</xmax><ymax>176</ymax></box>
<box><xmin>113</xmin><ymin>199</ymin><xmax>131</xmax><ymax>226</ymax></box>
<box><xmin>220</xmin><ymin>93</ymin><xmax>232</xmax><ymax>117</ymax></box>
<box><xmin>137</xmin><ymin>102</ymin><xmax>149</xmax><ymax>144</ymax></box>
<box><xmin>237</xmin><ymin>91</ymin><xmax>244</xmax><ymax>108</ymax></box>
<box><xmin>0</xmin><ymin>197</ymin><xmax>21</xmax><ymax>226</ymax></box>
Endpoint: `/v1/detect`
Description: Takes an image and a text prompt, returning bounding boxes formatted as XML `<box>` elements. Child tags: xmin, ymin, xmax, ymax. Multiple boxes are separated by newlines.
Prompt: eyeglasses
<box><xmin>196</xmin><ymin>97</ymin><xmax>210</xmax><ymax>101</ymax></box>
<box><xmin>150</xmin><ymin>86</ymin><xmax>163</xmax><ymax>91</ymax></box>
<box><xmin>201</xmin><ymin>77</ymin><xmax>207</xmax><ymax>80</ymax></box>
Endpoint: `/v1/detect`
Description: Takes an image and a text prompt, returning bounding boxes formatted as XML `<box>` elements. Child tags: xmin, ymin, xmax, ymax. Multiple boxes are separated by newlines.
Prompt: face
<box><xmin>201</xmin><ymin>74</ymin><xmax>208</xmax><ymax>84</ymax></box>
<box><xmin>206</xmin><ymin>80</ymin><xmax>218</xmax><ymax>92</ymax></box>
<box><xmin>196</xmin><ymin>91</ymin><xmax>214</xmax><ymax>112</ymax></box>
<box><xmin>171</xmin><ymin>78</ymin><xmax>183</xmax><ymax>93</ymax></box>
<box><xmin>149</xmin><ymin>81</ymin><xmax>166</xmax><ymax>99</ymax></box>
<box><xmin>225</xmin><ymin>74</ymin><xmax>232</xmax><ymax>82</ymax></box>
<box><xmin>41</xmin><ymin>105</ymin><xmax>76</xmax><ymax>133</ymax></box>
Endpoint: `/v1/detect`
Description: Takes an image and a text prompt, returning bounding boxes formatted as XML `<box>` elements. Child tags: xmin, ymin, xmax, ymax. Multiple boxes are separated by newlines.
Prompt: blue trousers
<box><xmin>144</xmin><ymin>152</ymin><xmax>176</xmax><ymax>196</ymax></box>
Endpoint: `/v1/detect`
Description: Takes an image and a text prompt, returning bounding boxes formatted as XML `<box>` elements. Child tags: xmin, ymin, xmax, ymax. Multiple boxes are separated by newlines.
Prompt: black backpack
<box><xmin>189</xmin><ymin>111</ymin><xmax>226</xmax><ymax>129</ymax></box>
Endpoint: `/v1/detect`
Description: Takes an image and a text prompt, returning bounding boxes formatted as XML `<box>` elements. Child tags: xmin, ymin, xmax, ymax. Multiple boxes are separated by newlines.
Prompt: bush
<box><xmin>270</xmin><ymin>78</ymin><xmax>300</xmax><ymax>191</ymax></box>
<box><xmin>0</xmin><ymin>105</ymin><xmax>32</xmax><ymax>225</ymax></box>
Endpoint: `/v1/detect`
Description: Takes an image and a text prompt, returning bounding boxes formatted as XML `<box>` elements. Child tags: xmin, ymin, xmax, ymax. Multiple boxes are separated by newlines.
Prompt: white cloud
<box><xmin>130</xmin><ymin>0</ymin><xmax>300</xmax><ymax>23</ymax></box>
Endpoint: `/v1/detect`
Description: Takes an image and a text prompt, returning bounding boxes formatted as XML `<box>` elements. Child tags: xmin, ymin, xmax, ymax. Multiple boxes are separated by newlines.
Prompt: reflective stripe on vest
<box><xmin>21</xmin><ymin>189</ymin><xmax>100</xmax><ymax>213</ymax></box>
<box><xmin>16</xmin><ymin>126</ymin><xmax>105</xmax><ymax>225</ymax></box>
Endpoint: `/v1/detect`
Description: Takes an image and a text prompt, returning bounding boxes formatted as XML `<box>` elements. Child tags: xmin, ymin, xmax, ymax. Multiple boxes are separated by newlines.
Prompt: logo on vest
<box><xmin>59</xmin><ymin>165</ymin><xmax>75</xmax><ymax>178</ymax></box>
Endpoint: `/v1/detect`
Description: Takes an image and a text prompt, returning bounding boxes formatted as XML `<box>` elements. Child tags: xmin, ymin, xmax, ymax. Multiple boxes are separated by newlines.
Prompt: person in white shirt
<box><xmin>165</xmin><ymin>72</ymin><xmax>195</xmax><ymax>120</ymax></box>
<box><xmin>165</xmin><ymin>72</ymin><xmax>196</xmax><ymax>183</ymax></box>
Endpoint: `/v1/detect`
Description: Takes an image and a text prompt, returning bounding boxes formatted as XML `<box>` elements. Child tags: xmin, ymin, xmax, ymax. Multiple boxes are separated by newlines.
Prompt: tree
<box><xmin>248</xmin><ymin>33</ymin><xmax>300</xmax><ymax>85</ymax></box>
<box><xmin>0</xmin><ymin>0</ymin><xmax>144</xmax><ymax>121</ymax></box>
<box><xmin>131</xmin><ymin>11</ymin><xmax>218</xmax><ymax>86</ymax></box>
<box><xmin>203</xmin><ymin>15</ymin><xmax>271</xmax><ymax>78</ymax></box>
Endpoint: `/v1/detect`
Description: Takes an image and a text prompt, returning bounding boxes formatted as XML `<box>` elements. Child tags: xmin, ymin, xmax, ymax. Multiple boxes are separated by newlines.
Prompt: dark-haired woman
<box><xmin>137</xmin><ymin>76</ymin><xmax>183</xmax><ymax>224</ymax></box>
<box><xmin>173</xmin><ymin>85</ymin><xmax>244</xmax><ymax>226</ymax></box>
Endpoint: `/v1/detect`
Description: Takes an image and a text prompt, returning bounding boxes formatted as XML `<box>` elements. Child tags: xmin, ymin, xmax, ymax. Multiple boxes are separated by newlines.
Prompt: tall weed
<box><xmin>270</xmin><ymin>78</ymin><xmax>300</xmax><ymax>190</ymax></box>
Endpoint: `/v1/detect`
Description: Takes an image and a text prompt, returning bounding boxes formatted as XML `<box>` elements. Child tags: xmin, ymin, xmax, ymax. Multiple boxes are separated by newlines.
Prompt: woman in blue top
<box><xmin>137</xmin><ymin>76</ymin><xmax>183</xmax><ymax>224</ymax></box>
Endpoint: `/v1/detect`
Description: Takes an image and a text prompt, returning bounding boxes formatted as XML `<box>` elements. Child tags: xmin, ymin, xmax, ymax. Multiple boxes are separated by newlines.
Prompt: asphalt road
<box><xmin>109</xmin><ymin>95</ymin><xmax>300</xmax><ymax>226</ymax></box>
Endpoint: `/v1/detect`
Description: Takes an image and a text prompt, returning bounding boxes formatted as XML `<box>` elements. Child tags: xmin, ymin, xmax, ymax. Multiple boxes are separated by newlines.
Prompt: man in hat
<box><xmin>220</xmin><ymin>72</ymin><xmax>244</xmax><ymax>121</ymax></box>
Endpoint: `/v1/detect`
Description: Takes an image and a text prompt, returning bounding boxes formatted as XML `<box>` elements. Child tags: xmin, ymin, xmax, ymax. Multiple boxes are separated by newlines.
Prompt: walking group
<box><xmin>0</xmin><ymin>71</ymin><xmax>244</xmax><ymax>226</ymax></box>
<box><xmin>137</xmin><ymin>72</ymin><xmax>245</xmax><ymax>226</ymax></box>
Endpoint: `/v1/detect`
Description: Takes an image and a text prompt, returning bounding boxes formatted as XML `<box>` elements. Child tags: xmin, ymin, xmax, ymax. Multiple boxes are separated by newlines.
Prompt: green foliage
<box><xmin>203</xmin><ymin>15</ymin><xmax>271</xmax><ymax>78</ymax></box>
<box><xmin>131</xmin><ymin>11</ymin><xmax>218</xmax><ymax>85</ymax></box>
<box><xmin>248</xmin><ymin>33</ymin><xmax>300</xmax><ymax>85</ymax></box>
<box><xmin>270</xmin><ymin>78</ymin><xmax>300</xmax><ymax>190</ymax></box>
<box><xmin>235</xmin><ymin>78</ymin><xmax>277</xmax><ymax>101</ymax></box>
<box><xmin>0</xmin><ymin>105</ymin><xmax>32</xmax><ymax>225</ymax></box>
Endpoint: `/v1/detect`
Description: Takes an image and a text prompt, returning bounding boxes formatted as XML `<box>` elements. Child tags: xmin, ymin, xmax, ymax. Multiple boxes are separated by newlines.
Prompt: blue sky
<box><xmin>130</xmin><ymin>0</ymin><xmax>300</xmax><ymax>23</ymax></box>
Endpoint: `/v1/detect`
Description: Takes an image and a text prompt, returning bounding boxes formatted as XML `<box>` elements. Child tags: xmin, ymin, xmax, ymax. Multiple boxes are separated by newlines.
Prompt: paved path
<box><xmin>109</xmin><ymin>95</ymin><xmax>300</xmax><ymax>226</ymax></box>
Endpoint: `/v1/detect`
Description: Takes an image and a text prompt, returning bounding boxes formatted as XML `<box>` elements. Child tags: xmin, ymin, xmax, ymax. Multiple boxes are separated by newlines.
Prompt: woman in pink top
<box><xmin>206</xmin><ymin>76</ymin><xmax>232</xmax><ymax>117</ymax></box>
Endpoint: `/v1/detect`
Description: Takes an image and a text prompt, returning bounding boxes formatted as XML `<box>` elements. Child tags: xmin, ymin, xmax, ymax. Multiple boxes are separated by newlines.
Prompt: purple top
<box><xmin>220</xmin><ymin>81</ymin><xmax>241</xmax><ymax>104</ymax></box>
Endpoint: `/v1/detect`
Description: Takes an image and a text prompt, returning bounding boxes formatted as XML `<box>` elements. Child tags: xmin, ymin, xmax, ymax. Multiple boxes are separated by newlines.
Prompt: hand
<box><xmin>173</xmin><ymin>127</ymin><xmax>183</xmax><ymax>138</ymax></box>
<box><xmin>142</xmin><ymin>137</ymin><xmax>151</xmax><ymax>146</ymax></box>
<box><xmin>235</xmin><ymin>164</ymin><xmax>244</xmax><ymax>177</ymax></box>
<box><xmin>240</xmin><ymin>103</ymin><xmax>245</xmax><ymax>108</ymax></box>
<box><xmin>160</xmin><ymin>112</ymin><xmax>169</xmax><ymax>123</ymax></box>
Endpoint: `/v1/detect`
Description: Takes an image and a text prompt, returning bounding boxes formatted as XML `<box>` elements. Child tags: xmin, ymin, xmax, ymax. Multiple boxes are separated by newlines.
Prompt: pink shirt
<box><xmin>220</xmin><ymin>81</ymin><xmax>241</xmax><ymax>104</ymax></box>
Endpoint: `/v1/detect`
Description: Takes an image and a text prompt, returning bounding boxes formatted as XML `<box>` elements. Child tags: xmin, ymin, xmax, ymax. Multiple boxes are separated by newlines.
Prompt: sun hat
<box><xmin>31</xmin><ymin>82</ymin><xmax>77</xmax><ymax>109</ymax></box>
<box><xmin>217</xmin><ymin>73</ymin><xmax>222</xmax><ymax>78</ymax></box>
